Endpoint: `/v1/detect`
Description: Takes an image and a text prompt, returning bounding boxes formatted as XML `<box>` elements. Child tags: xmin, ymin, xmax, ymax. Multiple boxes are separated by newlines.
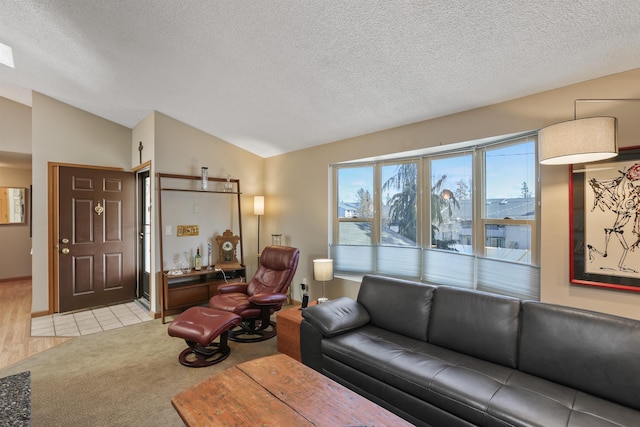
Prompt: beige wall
<box><xmin>4</xmin><ymin>69</ymin><xmax>640</xmax><ymax>320</ymax></box>
<box><xmin>0</xmin><ymin>97</ymin><xmax>32</xmax><ymax>280</ymax></box>
<box><xmin>3</xmin><ymin>97</ymin><xmax>264</xmax><ymax>315</ymax></box>
<box><xmin>31</xmin><ymin>93</ymin><xmax>132</xmax><ymax>313</ymax></box>
<box><xmin>267</xmin><ymin>68</ymin><xmax>640</xmax><ymax>320</ymax></box>
<box><xmin>0</xmin><ymin>167</ymin><xmax>32</xmax><ymax>279</ymax></box>
<box><xmin>0</xmin><ymin>96</ymin><xmax>31</xmax><ymax>154</ymax></box>
<box><xmin>150</xmin><ymin>112</ymin><xmax>265</xmax><ymax>312</ymax></box>
<box><xmin>132</xmin><ymin>112</ymin><xmax>155</xmax><ymax>167</ymax></box>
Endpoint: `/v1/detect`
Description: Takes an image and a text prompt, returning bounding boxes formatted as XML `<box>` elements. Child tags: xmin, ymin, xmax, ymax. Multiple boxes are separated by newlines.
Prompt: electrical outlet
<box><xmin>165</xmin><ymin>225</ymin><xmax>172</xmax><ymax>235</ymax></box>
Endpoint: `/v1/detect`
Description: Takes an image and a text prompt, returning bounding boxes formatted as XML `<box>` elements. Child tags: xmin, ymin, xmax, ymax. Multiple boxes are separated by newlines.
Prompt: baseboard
<box><xmin>31</xmin><ymin>310</ymin><xmax>50</xmax><ymax>318</ymax></box>
<box><xmin>0</xmin><ymin>276</ymin><xmax>32</xmax><ymax>283</ymax></box>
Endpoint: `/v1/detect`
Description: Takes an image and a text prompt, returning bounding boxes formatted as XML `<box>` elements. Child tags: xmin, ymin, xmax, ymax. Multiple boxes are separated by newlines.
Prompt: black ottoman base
<box><xmin>168</xmin><ymin>306</ymin><xmax>241</xmax><ymax>368</ymax></box>
<box><xmin>178</xmin><ymin>332</ymin><xmax>232</xmax><ymax>368</ymax></box>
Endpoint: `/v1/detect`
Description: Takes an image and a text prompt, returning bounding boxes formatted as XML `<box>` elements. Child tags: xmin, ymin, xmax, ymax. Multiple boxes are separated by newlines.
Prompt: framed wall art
<box><xmin>570</xmin><ymin>146</ymin><xmax>640</xmax><ymax>292</ymax></box>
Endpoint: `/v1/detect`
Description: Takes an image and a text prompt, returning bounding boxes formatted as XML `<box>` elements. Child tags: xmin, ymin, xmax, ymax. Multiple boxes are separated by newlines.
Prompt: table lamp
<box><xmin>313</xmin><ymin>258</ymin><xmax>333</xmax><ymax>304</ymax></box>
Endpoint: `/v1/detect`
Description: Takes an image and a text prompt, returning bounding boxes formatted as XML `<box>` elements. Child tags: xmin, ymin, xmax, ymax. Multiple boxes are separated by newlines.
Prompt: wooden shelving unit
<box><xmin>157</xmin><ymin>173</ymin><xmax>245</xmax><ymax>323</ymax></box>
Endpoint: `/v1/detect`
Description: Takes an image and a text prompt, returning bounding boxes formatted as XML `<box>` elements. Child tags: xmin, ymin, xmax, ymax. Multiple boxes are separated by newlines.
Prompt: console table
<box><xmin>161</xmin><ymin>267</ymin><xmax>245</xmax><ymax>324</ymax></box>
<box><xmin>172</xmin><ymin>354</ymin><xmax>413</xmax><ymax>426</ymax></box>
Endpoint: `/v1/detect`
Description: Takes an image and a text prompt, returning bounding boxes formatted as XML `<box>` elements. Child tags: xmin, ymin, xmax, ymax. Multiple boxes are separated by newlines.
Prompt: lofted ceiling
<box><xmin>1</xmin><ymin>1</ymin><xmax>640</xmax><ymax>158</ymax></box>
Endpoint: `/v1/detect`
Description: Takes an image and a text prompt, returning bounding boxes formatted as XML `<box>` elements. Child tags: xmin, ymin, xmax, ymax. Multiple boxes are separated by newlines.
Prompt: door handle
<box><xmin>61</xmin><ymin>238</ymin><xmax>69</xmax><ymax>244</ymax></box>
<box><xmin>61</xmin><ymin>248</ymin><xmax>70</xmax><ymax>254</ymax></box>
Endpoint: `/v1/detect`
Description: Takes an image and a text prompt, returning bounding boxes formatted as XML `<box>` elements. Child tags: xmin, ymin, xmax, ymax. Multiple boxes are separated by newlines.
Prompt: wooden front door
<box><xmin>58</xmin><ymin>166</ymin><xmax>135</xmax><ymax>312</ymax></box>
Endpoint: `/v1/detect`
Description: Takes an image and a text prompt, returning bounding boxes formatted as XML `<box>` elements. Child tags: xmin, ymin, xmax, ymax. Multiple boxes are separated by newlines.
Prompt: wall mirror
<box><xmin>0</xmin><ymin>187</ymin><xmax>27</xmax><ymax>224</ymax></box>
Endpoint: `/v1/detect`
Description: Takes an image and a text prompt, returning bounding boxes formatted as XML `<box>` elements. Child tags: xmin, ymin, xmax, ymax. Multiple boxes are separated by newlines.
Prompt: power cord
<box><xmin>214</xmin><ymin>267</ymin><xmax>228</xmax><ymax>283</ymax></box>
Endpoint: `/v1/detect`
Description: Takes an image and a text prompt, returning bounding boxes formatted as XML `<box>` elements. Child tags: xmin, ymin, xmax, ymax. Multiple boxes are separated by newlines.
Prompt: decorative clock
<box><xmin>215</xmin><ymin>229</ymin><xmax>241</xmax><ymax>269</ymax></box>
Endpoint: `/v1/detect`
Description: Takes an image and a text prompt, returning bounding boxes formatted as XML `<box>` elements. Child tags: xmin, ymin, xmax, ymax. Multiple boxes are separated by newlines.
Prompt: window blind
<box><xmin>331</xmin><ymin>244</ymin><xmax>540</xmax><ymax>300</ymax></box>
<box><xmin>377</xmin><ymin>246</ymin><xmax>421</xmax><ymax>278</ymax></box>
<box><xmin>422</xmin><ymin>249</ymin><xmax>475</xmax><ymax>289</ymax></box>
<box><xmin>332</xmin><ymin>245</ymin><xmax>374</xmax><ymax>273</ymax></box>
<box><xmin>477</xmin><ymin>257</ymin><xmax>540</xmax><ymax>300</ymax></box>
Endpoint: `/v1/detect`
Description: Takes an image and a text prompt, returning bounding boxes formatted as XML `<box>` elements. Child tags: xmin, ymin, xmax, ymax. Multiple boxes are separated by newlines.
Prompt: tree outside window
<box><xmin>381</xmin><ymin>163</ymin><xmax>417</xmax><ymax>246</ymax></box>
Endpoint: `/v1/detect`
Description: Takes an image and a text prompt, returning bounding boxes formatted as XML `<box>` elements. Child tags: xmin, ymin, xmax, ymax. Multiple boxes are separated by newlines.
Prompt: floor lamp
<box><xmin>313</xmin><ymin>259</ymin><xmax>333</xmax><ymax>304</ymax></box>
<box><xmin>254</xmin><ymin>196</ymin><xmax>264</xmax><ymax>262</ymax></box>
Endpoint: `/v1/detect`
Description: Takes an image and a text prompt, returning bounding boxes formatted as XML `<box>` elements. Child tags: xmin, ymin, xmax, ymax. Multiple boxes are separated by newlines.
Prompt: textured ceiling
<box><xmin>1</xmin><ymin>1</ymin><xmax>640</xmax><ymax>158</ymax></box>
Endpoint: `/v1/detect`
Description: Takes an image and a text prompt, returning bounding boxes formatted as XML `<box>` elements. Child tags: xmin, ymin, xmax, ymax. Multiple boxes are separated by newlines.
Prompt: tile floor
<box><xmin>31</xmin><ymin>301</ymin><xmax>153</xmax><ymax>337</ymax></box>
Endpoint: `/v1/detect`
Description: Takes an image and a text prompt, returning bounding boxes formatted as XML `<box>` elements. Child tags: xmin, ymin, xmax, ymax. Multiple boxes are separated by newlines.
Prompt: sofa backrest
<box><xmin>519</xmin><ymin>301</ymin><xmax>640</xmax><ymax>411</ymax></box>
<box><xmin>357</xmin><ymin>275</ymin><xmax>436</xmax><ymax>341</ymax></box>
<box><xmin>429</xmin><ymin>286</ymin><xmax>521</xmax><ymax>368</ymax></box>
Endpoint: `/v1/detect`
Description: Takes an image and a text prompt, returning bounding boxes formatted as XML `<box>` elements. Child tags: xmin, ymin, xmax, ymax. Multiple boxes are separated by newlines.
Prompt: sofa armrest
<box><xmin>300</xmin><ymin>320</ymin><xmax>324</xmax><ymax>371</ymax></box>
<box><xmin>302</xmin><ymin>297</ymin><xmax>370</xmax><ymax>337</ymax></box>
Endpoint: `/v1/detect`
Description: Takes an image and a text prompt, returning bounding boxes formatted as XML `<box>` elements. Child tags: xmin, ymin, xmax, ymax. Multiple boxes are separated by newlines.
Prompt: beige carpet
<box><xmin>0</xmin><ymin>317</ymin><xmax>279</xmax><ymax>426</ymax></box>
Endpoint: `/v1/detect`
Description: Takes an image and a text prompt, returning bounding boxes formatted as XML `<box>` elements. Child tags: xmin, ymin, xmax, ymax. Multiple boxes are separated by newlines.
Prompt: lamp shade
<box><xmin>539</xmin><ymin>117</ymin><xmax>617</xmax><ymax>165</ymax></box>
<box><xmin>254</xmin><ymin>196</ymin><xmax>264</xmax><ymax>215</ymax></box>
<box><xmin>313</xmin><ymin>259</ymin><xmax>334</xmax><ymax>281</ymax></box>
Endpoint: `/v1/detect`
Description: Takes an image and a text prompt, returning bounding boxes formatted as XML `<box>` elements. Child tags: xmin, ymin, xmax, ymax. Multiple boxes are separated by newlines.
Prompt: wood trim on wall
<box><xmin>132</xmin><ymin>160</ymin><xmax>151</xmax><ymax>173</ymax></box>
<box><xmin>48</xmin><ymin>163</ymin><xmax>58</xmax><ymax>314</ymax></box>
<box><xmin>0</xmin><ymin>276</ymin><xmax>32</xmax><ymax>283</ymax></box>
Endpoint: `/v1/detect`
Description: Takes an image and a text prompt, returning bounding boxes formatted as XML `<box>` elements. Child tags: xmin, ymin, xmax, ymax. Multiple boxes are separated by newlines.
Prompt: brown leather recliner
<box><xmin>209</xmin><ymin>245</ymin><xmax>300</xmax><ymax>342</ymax></box>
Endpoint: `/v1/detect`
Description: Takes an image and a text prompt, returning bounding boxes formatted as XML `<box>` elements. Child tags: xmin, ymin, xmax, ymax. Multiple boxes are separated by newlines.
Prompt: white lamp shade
<box><xmin>313</xmin><ymin>259</ymin><xmax>334</xmax><ymax>281</ymax></box>
<box><xmin>254</xmin><ymin>196</ymin><xmax>264</xmax><ymax>215</ymax></box>
<box><xmin>539</xmin><ymin>117</ymin><xmax>617</xmax><ymax>165</ymax></box>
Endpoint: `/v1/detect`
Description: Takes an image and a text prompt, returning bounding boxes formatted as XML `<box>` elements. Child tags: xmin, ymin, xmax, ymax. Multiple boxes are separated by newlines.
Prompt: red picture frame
<box><xmin>570</xmin><ymin>146</ymin><xmax>640</xmax><ymax>292</ymax></box>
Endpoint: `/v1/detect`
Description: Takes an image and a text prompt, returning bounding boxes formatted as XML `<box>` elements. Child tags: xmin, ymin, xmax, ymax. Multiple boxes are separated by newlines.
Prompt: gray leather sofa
<box><xmin>300</xmin><ymin>275</ymin><xmax>640</xmax><ymax>427</ymax></box>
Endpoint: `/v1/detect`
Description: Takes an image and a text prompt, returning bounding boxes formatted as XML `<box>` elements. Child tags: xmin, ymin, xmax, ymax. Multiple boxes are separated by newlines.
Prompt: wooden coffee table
<box><xmin>172</xmin><ymin>353</ymin><xmax>413</xmax><ymax>426</ymax></box>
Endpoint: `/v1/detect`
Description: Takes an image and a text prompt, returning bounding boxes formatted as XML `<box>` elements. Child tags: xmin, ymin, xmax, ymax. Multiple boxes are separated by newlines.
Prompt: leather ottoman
<box><xmin>168</xmin><ymin>306</ymin><xmax>241</xmax><ymax>367</ymax></box>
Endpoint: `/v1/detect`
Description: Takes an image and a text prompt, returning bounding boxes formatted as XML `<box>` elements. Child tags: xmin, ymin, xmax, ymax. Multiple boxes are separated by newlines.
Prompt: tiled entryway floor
<box><xmin>31</xmin><ymin>301</ymin><xmax>153</xmax><ymax>337</ymax></box>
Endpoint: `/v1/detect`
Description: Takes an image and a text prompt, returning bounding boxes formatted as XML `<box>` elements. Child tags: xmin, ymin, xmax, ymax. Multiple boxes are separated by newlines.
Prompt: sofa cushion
<box><xmin>428</xmin><ymin>286</ymin><xmax>521</xmax><ymax>368</ymax></box>
<box><xmin>321</xmin><ymin>326</ymin><xmax>640</xmax><ymax>427</ymax></box>
<box><xmin>357</xmin><ymin>275</ymin><xmax>436</xmax><ymax>341</ymax></box>
<box><xmin>487</xmin><ymin>371</ymin><xmax>640</xmax><ymax>427</ymax></box>
<box><xmin>321</xmin><ymin>325</ymin><xmax>431</xmax><ymax>380</ymax></box>
<box><xmin>321</xmin><ymin>325</ymin><xmax>514</xmax><ymax>426</ymax></box>
<box><xmin>519</xmin><ymin>301</ymin><xmax>640</xmax><ymax>411</ymax></box>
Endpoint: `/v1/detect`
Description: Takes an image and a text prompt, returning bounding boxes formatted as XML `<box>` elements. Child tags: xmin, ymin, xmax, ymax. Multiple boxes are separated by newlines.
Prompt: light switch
<box><xmin>193</xmin><ymin>203</ymin><xmax>200</xmax><ymax>213</ymax></box>
<box><xmin>165</xmin><ymin>225</ymin><xmax>172</xmax><ymax>235</ymax></box>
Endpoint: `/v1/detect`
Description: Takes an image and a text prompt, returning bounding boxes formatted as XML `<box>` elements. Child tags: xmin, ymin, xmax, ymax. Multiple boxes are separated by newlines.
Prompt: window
<box><xmin>483</xmin><ymin>141</ymin><xmax>537</xmax><ymax>264</ymax></box>
<box><xmin>381</xmin><ymin>162</ymin><xmax>418</xmax><ymax>246</ymax></box>
<box><xmin>336</xmin><ymin>165</ymin><xmax>374</xmax><ymax>245</ymax></box>
<box><xmin>331</xmin><ymin>134</ymin><xmax>540</xmax><ymax>300</ymax></box>
<box><xmin>429</xmin><ymin>153</ymin><xmax>473</xmax><ymax>252</ymax></box>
